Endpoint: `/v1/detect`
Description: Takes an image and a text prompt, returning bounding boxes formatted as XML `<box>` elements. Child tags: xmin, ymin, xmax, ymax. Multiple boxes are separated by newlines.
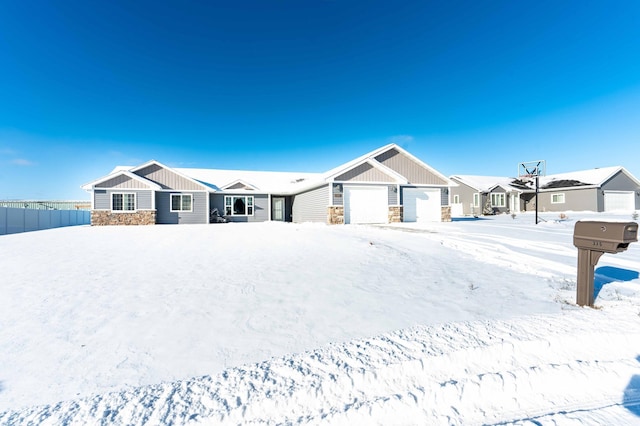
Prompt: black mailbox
<box><xmin>573</xmin><ymin>220</ymin><xmax>638</xmax><ymax>307</ymax></box>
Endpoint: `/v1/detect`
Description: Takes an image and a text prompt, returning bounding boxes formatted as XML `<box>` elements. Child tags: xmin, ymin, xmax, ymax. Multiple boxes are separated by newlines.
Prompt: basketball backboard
<box><xmin>518</xmin><ymin>160</ymin><xmax>546</xmax><ymax>179</ymax></box>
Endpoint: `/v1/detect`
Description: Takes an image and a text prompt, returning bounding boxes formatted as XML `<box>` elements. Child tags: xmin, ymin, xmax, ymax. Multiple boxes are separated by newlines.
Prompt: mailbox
<box><xmin>573</xmin><ymin>221</ymin><xmax>638</xmax><ymax>253</ymax></box>
<box><xmin>573</xmin><ymin>220</ymin><xmax>638</xmax><ymax>307</ymax></box>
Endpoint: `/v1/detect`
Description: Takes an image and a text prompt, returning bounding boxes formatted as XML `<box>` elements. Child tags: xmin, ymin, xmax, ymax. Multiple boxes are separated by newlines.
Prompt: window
<box><xmin>112</xmin><ymin>193</ymin><xmax>136</xmax><ymax>211</ymax></box>
<box><xmin>473</xmin><ymin>193</ymin><xmax>480</xmax><ymax>208</ymax></box>
<box><xmin>551</xmin><ymin>193</ymin><xmax>565</xmax><ymax>204</ymax></box>
<box><xmin>225</xmin><ymin>196</ymin><xmax>254</xmax><ymax>216</ymax></box>
<box><xmin>491</xmin><ymin>193</ymin><xmax>506</xmax><ymax>207</ymax></box>
<box><xmin>171</xmin><ymin>194</ymin><xmax>192</xmax><ymax>212</ymax></box>
<box><xmin>453</xmin><ymin>194</ymin><xmax>460</xmax><ymax>204</ymax></box>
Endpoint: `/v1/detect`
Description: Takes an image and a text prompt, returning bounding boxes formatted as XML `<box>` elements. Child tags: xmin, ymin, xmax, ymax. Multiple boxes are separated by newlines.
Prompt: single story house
<box><xmin>81</xmin><ymin>144</ymin><xmax>456</xmax><ymax>226</ymax></box>
<box><xmin>450</xmin><ymin>166</ymin><xmax>640</xmax><ymax>216</ymax></box>
<box><xmin>449</xmin><ymin>175</ymin><xmax>529</xmax><ymax>216</ymax></box>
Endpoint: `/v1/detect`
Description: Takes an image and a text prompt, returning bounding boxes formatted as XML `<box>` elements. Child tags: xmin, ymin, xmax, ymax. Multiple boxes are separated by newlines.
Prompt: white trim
<box><xmin>81</xmin><ymin>170</ymin><xmax>162</xmax><ymax>191</ymax></box>
<box><xmin>221</xmin><ymin>179</ymin><xmax>260</xmax><ymax>191</ymax></box>
<box><xmin>490</xmin><ymin>193</ymin><xmax>506</xmax><ymax>207</ymax></box>
<box><xmin>111</xmin><ymin>192</ymin><xmax>137</xmax><ymax>212</ymax></box>
<box><xmin>551</xmin><ymin>193</ymin><xmax>565</xmax><ymax>204</ymax></box>
<box><xmin>224</xmin><ymin>195</ymin><xmax>255</xmax><ymax>216</ymax></box>
<box><xmin>170</xmin><ymin>193</ymin><xmax>193</xmax><ymax>212</ymax></box>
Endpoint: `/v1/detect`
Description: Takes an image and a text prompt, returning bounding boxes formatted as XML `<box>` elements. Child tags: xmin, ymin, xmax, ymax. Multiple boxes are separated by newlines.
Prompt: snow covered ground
<box><xmin>1</xmin><ymin>211</ymin><xmax>639</xmax><ymax>424</ymax></box>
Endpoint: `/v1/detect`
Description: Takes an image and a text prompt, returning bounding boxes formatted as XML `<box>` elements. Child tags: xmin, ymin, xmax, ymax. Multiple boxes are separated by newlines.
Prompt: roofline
<box><xmin>80</xmin><ymin>170</ymin><xmax>163</xmax><ymax>191</ymax></box>
<box><xmin>130</xmin><ymin>160</ymin><xmax>215</xmax><ymax>192</ymax></box>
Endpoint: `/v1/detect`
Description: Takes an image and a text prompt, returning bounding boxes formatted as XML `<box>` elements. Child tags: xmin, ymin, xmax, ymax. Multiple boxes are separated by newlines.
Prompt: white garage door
<box><xmin>604</xmin><ymin>191</ymin><xmax>635</xmax><ymax>212</ymax></box>
<box><xmin>344</xmin><ymin>186</ymin><xmax>388</xmax><ymax>224</ymax></box>
<box><xmin>403</xmin><ymin>188</ymin><xmax>441</xmax><ymax>222</ymax></box>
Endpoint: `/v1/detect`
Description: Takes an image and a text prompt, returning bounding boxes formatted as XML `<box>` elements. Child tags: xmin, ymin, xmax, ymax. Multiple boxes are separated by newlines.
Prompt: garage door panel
<box><xmin>404</xmin><ymin>188</ymin><xmax>441</xmax><ymax>222</ymax></box>
<box><xmin>344</xmin><ymin>186</ymin><xmax>388</xmax><ymax>224</ymax></box>
<box><xmin>604</xmin><ymin>191</ymin><xmax>634</xmax><ymax>212</ymax></box>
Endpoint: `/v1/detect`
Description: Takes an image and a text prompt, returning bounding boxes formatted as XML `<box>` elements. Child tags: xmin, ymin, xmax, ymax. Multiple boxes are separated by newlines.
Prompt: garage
<box><xmin>604</xmin><ymin>191</ymin><xmax>635</xmax><ymax>212</ymax></box>
<box><xmin>344</xmin><ymin>186</ymin><xmax>388</xmax><ymax>224</ymax></box>
<box><xmin>403</xmin><ymin>188</ymin><xmax>441</xmax><ymax>222</ymax></box>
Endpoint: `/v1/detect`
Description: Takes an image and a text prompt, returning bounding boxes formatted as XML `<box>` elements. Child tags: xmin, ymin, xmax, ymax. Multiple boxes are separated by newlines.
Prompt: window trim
<box><xmin>111</xmin><ymin>192</ymin><xmax>136</xmax><ymax>212</ymax></box>
<box><xmin>551</xmin><ymin>193</ymin><xmax>566</xmax><ymax>204</ymax></box>
<box><xmin>490</xmin><ymin>193</ymin><xmax>506</xmax><ymax>208</ymax></box>
<box><xmin>473</xmin><ymin>193</ymin><xmax>480</xmax><ymax>208</ymax></box>
<box><xmin>224</xmin><ymin>195</ymin><xmax>255</xmax><ymax>216</ymax></box>
<box><xmin>170</xmin><ymin>193</ymin><xmax>193</xmax><ymax>212</ymax></box>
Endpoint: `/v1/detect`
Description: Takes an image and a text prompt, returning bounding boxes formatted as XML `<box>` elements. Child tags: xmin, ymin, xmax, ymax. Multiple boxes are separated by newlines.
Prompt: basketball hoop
<box><xmin>518</xmin><ymin>160</ymin><xmax>546</xmax><ymax>224</ymax></box>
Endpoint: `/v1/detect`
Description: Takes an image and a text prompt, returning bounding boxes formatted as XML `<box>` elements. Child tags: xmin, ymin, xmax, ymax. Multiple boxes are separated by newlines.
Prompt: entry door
<box><xmin>272</xmin><ymin>197</ymin><xmax>285</xmax><ymax>221</ymax></box>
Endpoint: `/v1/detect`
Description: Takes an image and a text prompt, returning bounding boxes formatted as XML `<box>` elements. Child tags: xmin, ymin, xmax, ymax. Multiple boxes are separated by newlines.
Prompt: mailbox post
<box><xmin>573</xmin><ymin>221</ymin><xmax>638</xmax><ymax>306</ymax></box>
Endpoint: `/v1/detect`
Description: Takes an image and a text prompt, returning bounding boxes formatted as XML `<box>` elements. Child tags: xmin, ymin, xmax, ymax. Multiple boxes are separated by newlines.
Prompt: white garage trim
<box><xmin>604</xmin><ymin>191</ymin><xmax>635</xmax><ymax>212</ymax></box>
<box><xmin>403</xmin><ymin>188</ymin><xmax>441</xmax><ymax>222</ymax></box>
<box><xmin>344</xmin><ymin>186</ymin><xmax>388</xmax><ymax>224</ymax></box>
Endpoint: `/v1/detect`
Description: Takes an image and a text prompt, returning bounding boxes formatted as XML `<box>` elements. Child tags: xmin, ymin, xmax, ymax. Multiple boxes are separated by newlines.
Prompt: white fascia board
<box><xmin>220</xmin><ymin>179</ymin><xmax>260</xmax><ymax>191</ymax></box>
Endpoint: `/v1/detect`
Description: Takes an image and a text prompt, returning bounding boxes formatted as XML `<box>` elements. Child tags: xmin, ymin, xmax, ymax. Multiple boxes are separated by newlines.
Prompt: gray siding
<box><xmin>95</xmin><ymin>174</ymin><xmax>149</xmax><ymax>189</ymax></box>
<box><xmin>332</xmin><ymin>183</ymin><xmax>344</xmax><ymax>206</ymax></box>
<box><xmin>210</xmin><ymin>193</ymin><xmax>269</xmax><ymax>223</ymax></box>
<box><xmin>375</xmin><ymin>148</ymin><xmax>449</xmax><ymax>185</ymax></box>
<box><xmin>335</xmin><ymin>162</ymin><xmax>395</xmax><ymax>182</ymax></box>
<box><xmin>135</xmin><ymin>164</ymin><xmax>204</xmax><ymax>190</ymax></box>
<box><xmin>450</xmin><ymin>179</ymin><xmax>480</xmax><ymax>215</ymax></box>
<box><xmin>156</xmin><ymin>191</ymin><xmax>208</xmax><ymax>224</ymax></box>
<box><xmin>535</xmin><ymin>188</ymin><xmax>598</xmax><ymax>212</ymax></box>
<box><xmin>94</xmin><ymin>189</ymin><xmax>153</xmax><ymax>210</ymax></box>
<box><xmin>602</xmin><ymin>171</ymin><xmax>639</xmax><ymax>191</ymax></box>
<box><xmin>292</xmin><ymin>185</ymin><xmax>330</xmax><ymax>223</ymax></box>
<box><xmin>388</xmin><ymin>185</ymin><xmax>398</xmax><ymax>205</ymax></box>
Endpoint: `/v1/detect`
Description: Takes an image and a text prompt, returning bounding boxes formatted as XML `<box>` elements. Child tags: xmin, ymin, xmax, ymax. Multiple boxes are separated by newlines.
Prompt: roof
<box><xmin>451</xmin><ymin>166</ymin><xmax>640</xmax><ymax>193</ymax></box>
<box><xmin>450</xmin><ymin>175</ymin><xmax>526</xmax><ymax>192</ymax></box>
<box><xmin>84</xmin><ymin>144</ymin><xmax>455</xmax><ymax>194</ymax></box>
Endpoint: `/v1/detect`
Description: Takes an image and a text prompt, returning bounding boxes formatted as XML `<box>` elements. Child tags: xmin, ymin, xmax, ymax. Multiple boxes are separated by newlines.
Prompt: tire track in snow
<box><xmin>2</xmin><ymin>310</ymin><xmax>639</xmax><ymax>425</ymax></box>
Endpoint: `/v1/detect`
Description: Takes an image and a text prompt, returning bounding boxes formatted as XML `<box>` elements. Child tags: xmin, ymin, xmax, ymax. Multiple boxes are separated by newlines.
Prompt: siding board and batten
<box><xmin>136</xmin><ymin>164</ymin><xmax>204</xmax><ymax>191</ymax></box>
<box><xmin>335</xmin><ymin>162</ymin><xmax>395</xmax><ymax>183</ymax></box>
<box><xmin>375</xmin><ymin>149</ymin><xmax>449</xmax><ymax>185</ymax></box>
<box><xmin>95</xmin><ymin>175</ymin><xmax>148</xmax><ymax>189</ymax></box>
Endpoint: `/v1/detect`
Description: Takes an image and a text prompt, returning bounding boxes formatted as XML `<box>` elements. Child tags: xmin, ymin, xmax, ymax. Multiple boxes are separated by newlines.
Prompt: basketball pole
<box><xmin>535</xmin><ymin>175</ymin><xmax>539</xmax><ymax>225</ymax></box>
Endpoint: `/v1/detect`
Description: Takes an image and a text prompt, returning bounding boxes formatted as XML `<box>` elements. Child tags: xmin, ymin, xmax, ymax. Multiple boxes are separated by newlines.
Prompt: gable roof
<box><xmin>81</xmin><ymin>170</ymin><xmax>163</xmax><ymax>191</ymax></box>
<box><xmin>325</xmin><ymin>143</ymin><xmax>455</xmax><ymax>186</ymax></box>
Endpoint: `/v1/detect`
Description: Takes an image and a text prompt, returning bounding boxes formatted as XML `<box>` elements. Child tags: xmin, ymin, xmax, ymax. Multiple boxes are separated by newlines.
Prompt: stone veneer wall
<box><xmin>388</xmin><ymin>206</ymin><xmax>403</xmax><ymax>223</ymax></box>
<box><xmin>91</xmin><ymin>210</ymin><xmax>156</xmax><ymax>226</ymax></box>
<box><xmin>327</xmin><ymin>206</ymin><xmax>344</xmax><ymax>225</ymax></box>
<box><xmin>441</xmin><ymin>206</ymin><xmax>452</xmax><ymax>222</ymax></box>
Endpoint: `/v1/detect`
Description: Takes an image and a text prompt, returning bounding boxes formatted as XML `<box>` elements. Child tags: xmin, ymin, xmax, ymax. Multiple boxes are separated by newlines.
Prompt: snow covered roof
<box><xmin>450</xmin><ymin>175</ymin><xmax>526</xmax><ymax>192</ymax></box>
<box><xmin>451</xmin><ymin>166</ymin><xmax>640</xmax><ymax>193</ymax></box>
<box><xmin>174</xmin><ymin>168</ymin><xmax>325</xmax><ymax>194</ymax></box>
<box><xmin>538</xmin><ymin>166</ymin><xmax>639</xmax><ymax>190</ymax></box>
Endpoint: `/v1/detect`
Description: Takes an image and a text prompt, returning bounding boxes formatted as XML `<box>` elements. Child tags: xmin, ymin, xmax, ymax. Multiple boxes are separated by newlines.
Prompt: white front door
<box><xmin>272</xmin><ymin>197</ymin><xmax>285</xmax><ymax>221</ymax></box>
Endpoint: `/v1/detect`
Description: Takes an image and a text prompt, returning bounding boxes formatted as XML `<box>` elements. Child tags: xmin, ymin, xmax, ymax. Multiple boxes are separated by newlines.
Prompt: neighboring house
<box><xmin>450</xmin><ymin>166</ymin><xmax>640</xmax><ymax>216</ymax></box>
<box><xmin>449</xmin><ymin>175</ymin><xmax>528</xmax><ymax>216</ymax></box>
<box><xmin>533</xmin><ymin>166</ymin><xmax>640</xmax><ymax>213</ymax></box>
<box><xmin>81</xmin><ymin>144</ymin><xmax>456</xmax><ymax>226</ymax></box>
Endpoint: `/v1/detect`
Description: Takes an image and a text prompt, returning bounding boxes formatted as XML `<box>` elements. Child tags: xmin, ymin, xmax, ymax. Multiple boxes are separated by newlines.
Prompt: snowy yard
<box><xmin>1</xmin><ymin>212</ymin><xmax>640</xmax><ymax>424</ymax></box>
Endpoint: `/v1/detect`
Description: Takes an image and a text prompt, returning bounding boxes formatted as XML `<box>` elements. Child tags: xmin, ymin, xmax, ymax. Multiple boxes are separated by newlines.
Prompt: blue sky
<box><xmin>1</xmin><ymin>1</ymin><xmax>639</xmax><ymax>200</ymax></box>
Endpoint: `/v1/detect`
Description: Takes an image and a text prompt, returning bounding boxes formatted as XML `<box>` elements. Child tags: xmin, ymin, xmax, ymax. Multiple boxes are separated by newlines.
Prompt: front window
<box><xmin>473</xmin><ymin>193</ymin><xmax>480</xmax><ymax>208</ymax></box>
<box><xmin>491</xmin><ymin>193</ymin><xmax>506</xmax><ymax>207</ymax></box>
<box><xmin>551</xmin><ymin>193</ymin><xmax>565</xmax><ymax>204</ymax></box>
<box><xmin>112</xmin><ymin>193</ymin><xmax>136</xmax><ymax>211</ymax></box>
<box><xmin>171</xmin><ymin>194</ymin><xmax>192</xmax><ymax>212</ymax></box>
<box><xmin>225</xmin><ymin>196</ymin><xmax>254</xmax><ymax>216</ymax></box>
<box><xmin>453</xmin><ymin>194</ymin><xmax>460</xmax><ymax>204</ymax></box>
